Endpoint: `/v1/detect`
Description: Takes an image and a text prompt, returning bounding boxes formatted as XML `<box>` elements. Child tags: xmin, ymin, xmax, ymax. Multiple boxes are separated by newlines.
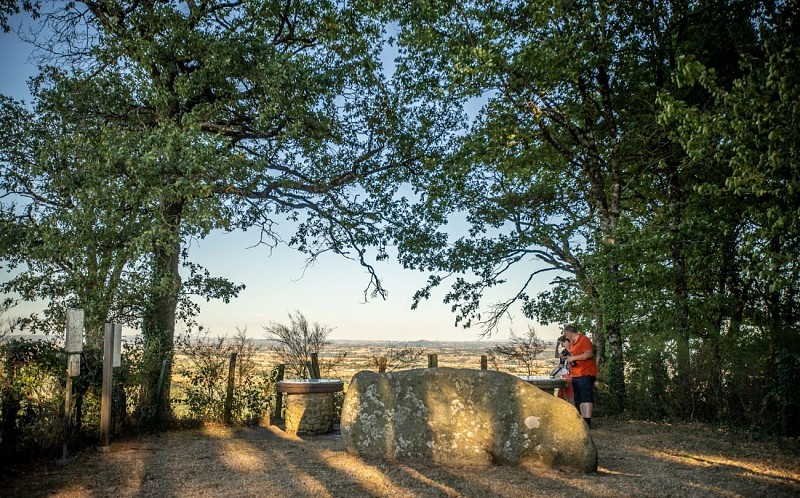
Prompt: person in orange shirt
<box><xmin>562</xmin><ymin>323</ymin><xmax>598</xmax><ymax>428</ymax></box>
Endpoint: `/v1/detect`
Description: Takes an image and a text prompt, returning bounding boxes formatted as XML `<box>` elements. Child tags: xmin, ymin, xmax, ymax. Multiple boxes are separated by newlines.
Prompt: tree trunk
<box><xmin>592</xmin><ymin>311</ymin><xmax>605</xmax><ymax>368</ymax></box>
<box><xmin>605</xmin><ymin>319</ymin><xmax>625</xmax><ymax>413</ymax></box>
<box><xmin>668</xmin><ymin>166</ymin><xmax>692</xmax><ymax>416</ymax></box>
<box><xmin>138</xmin><ymin>200</ymin><xmax>183</xmax><ymax>425</ymax></box>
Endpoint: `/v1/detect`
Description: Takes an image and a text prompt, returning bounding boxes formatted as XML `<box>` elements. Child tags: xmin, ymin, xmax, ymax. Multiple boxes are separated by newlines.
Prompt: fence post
<box><xmin>224</xmin><ymin>352</ymin><xmax>237</xmax><ymax>425</ymax></box>
<box><xmin>480</xmin><ymin>355</ymin><xmax>488</xmax><ymax>370</ymax></box>
<box><xmin>273</xmin><ymin>364</ymin><xmax>285</xmax><ymax>422</ymax></box>
<box><xmin>154</xmin><ymin>359</ymin><xmax>171</xmax><ymax>422</ymax></box>
<box><xmin>428</xmin><ymin>353</ymin><xmax>438</xmax><ymax>368</ymax></box>
<box><xmin>57</xmin><ymin>309</ymin><xmax>83</xmax><ymax>466</ymax></box>
<box><xmin>310</xmin><ymin>352</ymin><xmax>321</xmax><ymax>379</ymax></box>
<box><xmin>98</xmin><ymin>323</ymin><xmax>114</xmax><ymax>451</ymax></box>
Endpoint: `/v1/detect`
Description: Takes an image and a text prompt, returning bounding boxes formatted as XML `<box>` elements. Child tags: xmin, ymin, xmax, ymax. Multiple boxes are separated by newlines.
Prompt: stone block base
<box><xmin>284</xmin><ymin>392</ymin><xmax>335</xmax><ymax>435</ymax></box>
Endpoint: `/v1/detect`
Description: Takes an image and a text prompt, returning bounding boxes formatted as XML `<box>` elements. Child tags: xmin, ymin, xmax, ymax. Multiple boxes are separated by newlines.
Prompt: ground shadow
<box><xmin>2</xmin><ymin>419</ymin><xmax>799</xmax><ymax>497</ymax></box>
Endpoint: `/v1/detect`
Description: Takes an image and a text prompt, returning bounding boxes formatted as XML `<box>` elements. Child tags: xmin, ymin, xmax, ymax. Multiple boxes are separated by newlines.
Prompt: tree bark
<box><xmin>138</xmin><ymin>200</ymin><xmax>183</xmax><ymax>425</ymax></box>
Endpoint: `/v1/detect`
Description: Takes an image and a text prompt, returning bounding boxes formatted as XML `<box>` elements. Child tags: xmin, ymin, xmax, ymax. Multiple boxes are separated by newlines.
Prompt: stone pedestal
<box><xmin>519</xmin><ymin>375</ymin><xmax>569</xmax><ymax>395</ymax></box>
<box><xmin>284</xmin><ymin>392</ymin><xmax>335</xmax><ymax>434</ymax></box>
<box><xmin>277</xmin><ymin>379</ymin><xmax>344</xmax><ymax>435</ymax></box>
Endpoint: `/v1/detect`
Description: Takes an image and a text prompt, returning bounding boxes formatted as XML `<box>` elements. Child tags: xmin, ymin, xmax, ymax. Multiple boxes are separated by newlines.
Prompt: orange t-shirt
<box><xmin>568</xmin><ymin>334</ymin><xmax>598</xmax><ymax>377</ymax></box>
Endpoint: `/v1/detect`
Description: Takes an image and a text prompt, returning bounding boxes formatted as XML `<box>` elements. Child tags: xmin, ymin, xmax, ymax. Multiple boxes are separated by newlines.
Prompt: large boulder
<box><xmin>340</xmin><ymin>368</ymin><xmax>597</xmax><ymax>473</ymax></box>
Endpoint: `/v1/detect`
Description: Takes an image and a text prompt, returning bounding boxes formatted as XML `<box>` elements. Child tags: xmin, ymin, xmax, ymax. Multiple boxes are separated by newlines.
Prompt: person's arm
<box><xmin>567</xmin><ymin>337</ymin><xmax>593</xmax><ymax>362</ymax></box>
<box><xmin>567</xmin><ymin>349</ymin><xmax>593</xmax><ymax>362</ymax></box>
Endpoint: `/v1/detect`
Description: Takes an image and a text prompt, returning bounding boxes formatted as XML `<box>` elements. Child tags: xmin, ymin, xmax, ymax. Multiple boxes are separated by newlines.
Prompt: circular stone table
<box><xmin>519</xmin><ymin>375</ymin><xmax>569</xmax><ymax>395</ymax></box>
<box><xmin>276</xmin><ymin>379</ymin><xmax>344</xmax><ymax>434</ymax></box>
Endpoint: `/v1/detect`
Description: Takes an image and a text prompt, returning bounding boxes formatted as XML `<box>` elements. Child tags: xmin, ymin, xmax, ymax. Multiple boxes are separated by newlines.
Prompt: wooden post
<box><xmin>98</xmin><ymin>323</ymin><xmax>114</xmax><ymax>450</ymax></box>
<box><xmin>378</xmin><ymin>356</ymin><xmax>387</xmax><ymax>373</ymax></box>
<box><xmin>310</xmin><ymin>352</ymin><xmax>321</xmax><ymax>379</ymax></box>
<box><xmin>58</xmin><ymin>375</ymin><xmax>74</xmax><ymax>465</ymax></box>
<box><xmin>154</xmin><ymin>359</ymin><xmax>171</xmax><ymax>421</ymax></box>
<box><xmin>224</xmin><ymin>352</ymin><xmax>237</xmax><ymax>425</ymax></box>
<box><xmin>480</xmin><ymin>355</ymin><xmax>488</xmax><ymax>370</ymax></box>
<box><xmin>112</xmin><ymin>323</ymin><xmax>122</xmax><ymax>368</ymax></box>
<box><xmin>273</xmin><ymin>364</ymin><xmax>285</xmax><ymax>422</ymax></box>
<box><xmin>428</xmin><ymin>353</ymin><xmax>438</xmax><ymax>368</ymax></box>
<box><xmin>57</xmin><ymin>309</ymin><xmax>83</xmax><ymax>466</ymax></box>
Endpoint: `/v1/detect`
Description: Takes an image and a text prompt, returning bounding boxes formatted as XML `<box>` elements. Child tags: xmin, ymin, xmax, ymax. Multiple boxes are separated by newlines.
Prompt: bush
<box><xmin>487</xmin><ymin>326</ymin><xmax>546</xmax><ymax>377</ymax></box>
<box><xmin>263</xmin><ymin>311</ymin><xmax>332</xmax><ymax>378</ymax></box>
<box><xmin>175</xmin><ymin>329</ymin><xmax>274</xmax><ymax>424</ymax></box>
<box><xmin>1</xmin><ymin>338</ymin><xmax>64</xmax><ymax>461</ymax></box>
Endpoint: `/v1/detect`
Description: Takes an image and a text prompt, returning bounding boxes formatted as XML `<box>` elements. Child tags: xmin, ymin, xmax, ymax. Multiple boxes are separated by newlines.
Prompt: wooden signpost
<box><xmin>57</xmin><ymin>309</ymin><xmax>84</xmax><ymax>466</ymax></box>
<box><xmin>98</xmin><ymin>323</ymin><xmax>121</xmax><ymax>451</ymax></box>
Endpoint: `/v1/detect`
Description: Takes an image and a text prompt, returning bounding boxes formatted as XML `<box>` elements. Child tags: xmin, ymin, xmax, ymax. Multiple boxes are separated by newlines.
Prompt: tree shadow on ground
<box><xmin>1</xmin><ymin>419</ymin><xmax>799</xmax><ymax>497</ymax></box>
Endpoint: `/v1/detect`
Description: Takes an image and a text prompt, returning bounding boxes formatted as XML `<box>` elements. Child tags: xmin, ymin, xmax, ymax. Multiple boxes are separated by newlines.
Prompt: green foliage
<box><xmin>0</xmin><ymin>338</ymin><xmax>65</xmax><ymax>460</ymax></box>
<box><xmin>175</xmin><ymin>329</ymin><xmax>273</xmax><ymax>425</ymax></box>
<box><xmin>386</xmin><ymin>0</ymin><xmax>800</xmax><ymax>428</ymax></box>
<box><xmin>1</xmin><ymin>0</ymin><xmax>797</xmax><ymax>439</ymax></box>
<box><xmin>625</xmin><ymin>346</ymin><xmax>670</xmax><ymax>421</ymax></box>
<box><xmin>2</xmin><ymin>0</ymin><xmax>417</xmax><ymax>424</ymax></box>
<box><xmin>763</xmin><ymin>350</ymin><xmax>800</xmax><ymax>437</ymax></box>
<box><xmin>0</xmin><ymin>1</ymin><xmax>38</xmax><ymax>33</ymax></box>
<box><xmin>654</xmin><ymin>2</ymin><xmax>800</xmax><ymax>432</ymax></box>
<box><xmin>0</xmin><ymin>328</ymin><xmax>161</xmax><ymax>461</ymax></box>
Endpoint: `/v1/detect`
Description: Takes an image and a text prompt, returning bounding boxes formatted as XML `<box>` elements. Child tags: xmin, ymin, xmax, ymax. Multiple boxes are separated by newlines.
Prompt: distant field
<box><xmin>172</xmin><ymin>339</ymin><xmax>562</xmax><ymax>390</ymax></box>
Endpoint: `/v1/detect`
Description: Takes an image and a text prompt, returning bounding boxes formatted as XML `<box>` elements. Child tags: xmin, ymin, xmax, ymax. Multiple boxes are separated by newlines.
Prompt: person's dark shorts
<box><xmin>572</xmin><ymin>375</ymin><xmax>595</xmax><ymax>405</ymax></box>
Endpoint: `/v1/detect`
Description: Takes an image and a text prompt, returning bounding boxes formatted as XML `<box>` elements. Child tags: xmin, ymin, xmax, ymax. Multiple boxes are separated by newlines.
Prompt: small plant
<box><xmin>263</xmin><ymin>311</ymin><xmax>333</xmax><ymax>378</ymax></box>
<box><xmin>175</xmin><ymin>328</ymin><xmax>272</xmax><ymax>424</ymax></box>
<box><xmin>365</xmin><ymin>342</ymin><xmax>428</xmax><ymax>372</ymax></box>
<box><xmin>0</xmin><ymin>338</ymin><xmax>64</xmax><ymax>461</ymax></box>
<box><xmin>488</xmin><ymin>326</ymin><xmax>546</xmax><ymax>377</ymax></box>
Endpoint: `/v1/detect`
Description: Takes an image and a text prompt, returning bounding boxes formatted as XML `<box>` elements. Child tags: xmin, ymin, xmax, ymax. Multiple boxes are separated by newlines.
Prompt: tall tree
<box><xmin>1</xmin><ymin>1</ymin><xmax>415</xmax><ymax>423</ymax></box>
<box><xmin>659</xmin><ymin>0</ymin><xmax>800</xmax><ymax>431</ymax></box>
<box><xmin>391</xmin><ymin>0</ymin><xmax>672</xmax><ymax>411</ymax></box>
<box><xmin>389</xmin><ymin>0</ymin><xmax>773</xmax><ymax>414</ymax></box>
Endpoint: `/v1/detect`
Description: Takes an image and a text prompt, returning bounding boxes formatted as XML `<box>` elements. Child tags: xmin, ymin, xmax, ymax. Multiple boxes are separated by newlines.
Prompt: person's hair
<box><xmin>555</xmin><ymin>335</ymin><xmax>569</xmax><ymax>357</ymax></box>
<box><xmin>562</xmin><ymin>323</ymin><xmax>578</xmax><ymax>334</ymax></box>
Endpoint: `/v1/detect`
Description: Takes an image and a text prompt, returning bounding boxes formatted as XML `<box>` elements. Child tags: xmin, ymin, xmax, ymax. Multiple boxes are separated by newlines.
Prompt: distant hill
<box><xmin>3</xmin><ymin>334</ymin><xmax>555</xmax><ymax>351</ymax></box>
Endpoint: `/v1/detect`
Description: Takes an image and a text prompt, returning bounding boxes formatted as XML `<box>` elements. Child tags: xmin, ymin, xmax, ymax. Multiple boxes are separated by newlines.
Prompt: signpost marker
<box><xmin>57</xmin><ymin>309</ymin><xmax>83</xmax><ymax>466</ymax></box>
<box><xmin>98</xmin><ymin>323</ymin><xmax>122</xmax><ymax>451</ymax></box>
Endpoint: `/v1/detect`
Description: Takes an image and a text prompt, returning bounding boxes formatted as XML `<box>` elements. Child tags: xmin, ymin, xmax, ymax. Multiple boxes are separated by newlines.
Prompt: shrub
<box><xmin>175</xmin><ymin>328</ymin><xmax>273</xmax><ymax>424</ymax></box>
<box><xmin>263</xmin><ymin>311</ymin><xmax>332</xmax><ymax>378</ymax></box>
<box><xmin>1</xmin><ymin>338</ymin><xmax>64</xmax><ymax>461</ymax></box>
<box><xmin>487</xmin><ymin>326</ymin><xmax>546</xmax><ymax>377</ymax></box>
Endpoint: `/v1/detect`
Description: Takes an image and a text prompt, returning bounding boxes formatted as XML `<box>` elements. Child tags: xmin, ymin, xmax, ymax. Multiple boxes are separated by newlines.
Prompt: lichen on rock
<box><xmin>340</xmin><ymin>368</ymin><xmax>597</xmax><ymax>473</ymax></box>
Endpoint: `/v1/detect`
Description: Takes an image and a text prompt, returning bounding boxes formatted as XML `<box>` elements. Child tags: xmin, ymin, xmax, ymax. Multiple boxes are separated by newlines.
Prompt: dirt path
<box><xmin>2</xmin><ymin>419</ymin><xmax>799</xmax><ymax>497</ymax></box>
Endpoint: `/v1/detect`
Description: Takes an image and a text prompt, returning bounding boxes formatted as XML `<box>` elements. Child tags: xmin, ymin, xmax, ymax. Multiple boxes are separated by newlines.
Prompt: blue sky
<box><xmin>0</xmin><ymin>14</ymin><xmax>561</xmax><ymax>343</ymax></box>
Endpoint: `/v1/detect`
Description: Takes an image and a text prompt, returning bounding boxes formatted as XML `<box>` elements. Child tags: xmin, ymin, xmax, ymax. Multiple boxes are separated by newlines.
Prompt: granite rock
<box><xmin>340</xmin><ymin>367</ymin><xmax>597</xmax><ymax>472</ymax></box>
